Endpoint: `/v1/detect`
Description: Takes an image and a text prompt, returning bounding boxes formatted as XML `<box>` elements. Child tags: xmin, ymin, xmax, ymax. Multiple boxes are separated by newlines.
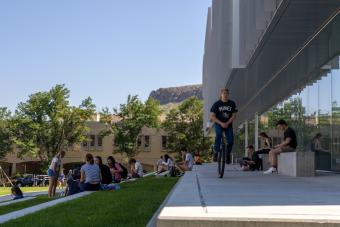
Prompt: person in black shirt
<box><xmin>264</xmin><ymin>119</ymin><xmax>297</xmax><ymax>174</ymax></box>
<box><xmin>95</xmin><ymin>156</ymin><xmax>112</xmax><ymax>184</ymax></box>
<box><xmin>240</xmin><ymin>145</ymin><xmax>262</xmax><ymax>171</ymax></box>
<box><xmin>210</xmin><ymin>88</ymin><xmax>238</xmax><ymax>163</ymax></box>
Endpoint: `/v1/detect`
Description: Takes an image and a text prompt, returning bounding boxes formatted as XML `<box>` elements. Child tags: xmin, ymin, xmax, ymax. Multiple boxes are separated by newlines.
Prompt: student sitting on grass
<box><xmin>11</xmin><ymin>185</ymin><xmax>23</xmax><ymax>200</ymax></box>
<box><xmin>155</xmin><ymin>156</ymin><xmax>164</xmax><ymax>174</ymax></box>
<box><xmin>65</xmin><ymin>168</ymin><xmax>81</xmax><ymax>196</ymax></box>
<box><xmin>128</xmin><ymin>158</ymin><xmax>144</xmax><ymax>178</ymax></box>
<box><xmin>177</xmin><ymin>148</ymin><xmax>194</xmax><ymax>171</ymax></box>
<box><xmin>107</xmin><ymin>156</ymin><xmax>123</xmax><ymax>183</ymax></box>
<box><xmin>160</xmin><ymin>154</ymin><xmax>176</xmax><ymax>175</ymax></box>
<box><xmin>95</xmin><ymin>156</ymin><xmax>112</xmax><ymax>184</ymax></box>
<box><xmin>239</xmin><ymin>145</ymin><xmax>262</xmax><ymax>171</ymax></box>
<box><xmin>80</xmin><ymin>153</ymin><xmax>102</xmax><ymax>191</ymax></box>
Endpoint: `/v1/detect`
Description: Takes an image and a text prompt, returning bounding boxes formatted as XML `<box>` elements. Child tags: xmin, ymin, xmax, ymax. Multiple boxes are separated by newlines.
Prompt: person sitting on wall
<box><xmin>239</xmin><ymin>145</ymin><xmax>262</xmax><ymax>171</ymax></box>
<box><xmin>255</xmin><ymin>132</ymin><xmax>272</xmax><ymax>155</ymax></box>
<box><xmin>264</xmin><ymin>120</ymin><xmax>297</xmax><ymax>174</ymax></box>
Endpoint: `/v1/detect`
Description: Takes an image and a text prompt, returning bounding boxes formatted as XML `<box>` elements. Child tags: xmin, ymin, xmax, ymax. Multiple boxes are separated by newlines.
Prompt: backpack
<box><xmin>119</xmin><ymin>163</ymin><xmax>128</xmax><ymax>179</ymax></box>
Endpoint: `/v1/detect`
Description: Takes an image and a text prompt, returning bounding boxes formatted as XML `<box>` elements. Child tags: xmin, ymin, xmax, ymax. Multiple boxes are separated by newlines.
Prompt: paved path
<box><xmin>157</xmin><ymin>164</ymin><xmax>340</xmax><ymax>227</ymax></box>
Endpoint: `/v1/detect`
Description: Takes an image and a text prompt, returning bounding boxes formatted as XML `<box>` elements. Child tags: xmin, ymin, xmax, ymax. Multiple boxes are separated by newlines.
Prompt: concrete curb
<box><xmin>0</xmin><ymin>191</ymin><xmax>94</xmax><ymax>224</ymax></box>
<box><xmin>0</xmin><ymin>197</ymin><xmax>35</xmax><ymax>207</ymax></box>
<box><xmin>146</xmin><ymin>174</ymin><xmax>187</xmax><ymax>227</ymax></box>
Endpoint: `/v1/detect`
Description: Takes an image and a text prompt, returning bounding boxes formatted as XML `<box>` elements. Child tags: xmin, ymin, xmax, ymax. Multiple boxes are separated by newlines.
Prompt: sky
<box><xmin>0</xmin><ymin>0</ymin><xmax>211</xmax><ymax>112</ymax></box>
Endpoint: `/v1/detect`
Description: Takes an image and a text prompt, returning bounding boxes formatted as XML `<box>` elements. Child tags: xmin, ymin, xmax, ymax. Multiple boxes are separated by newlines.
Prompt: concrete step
<box><xmin>157</xmin><ymin>164</ymin><xmax>340</xmax><ymax>227</ymax></box>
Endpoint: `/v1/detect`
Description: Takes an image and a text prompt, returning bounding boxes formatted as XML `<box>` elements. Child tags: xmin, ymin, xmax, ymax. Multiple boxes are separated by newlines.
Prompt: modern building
<box><xmin>203</xmin><ymin>0</ymin><xmax>340</xmax><ymax>171</ymax></box>
<box><xmin>0</xmin><ymin>120</ymin><xmax>171</xmax><ymax>176</ymax></box>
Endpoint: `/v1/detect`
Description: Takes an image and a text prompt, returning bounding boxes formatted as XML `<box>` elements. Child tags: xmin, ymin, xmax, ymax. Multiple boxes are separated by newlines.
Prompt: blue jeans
<box><xmin>214</xmin><ymin>124</ymin><xmax>234</xmax><ymax>154</ymax></box>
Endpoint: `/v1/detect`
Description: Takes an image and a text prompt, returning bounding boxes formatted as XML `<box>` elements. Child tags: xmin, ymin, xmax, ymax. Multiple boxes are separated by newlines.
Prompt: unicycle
<box><xmin>217</xmin><ymin>135</ymin><xmax>227</xmax><ymax>178</ymax></box>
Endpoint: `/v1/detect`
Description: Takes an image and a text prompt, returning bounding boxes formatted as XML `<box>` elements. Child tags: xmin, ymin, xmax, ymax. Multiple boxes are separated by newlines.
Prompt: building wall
<box><xmin>203</xmin><ymin>0</ymin><xmax>281</xmax><ymax>131</ymax></box>
<box><xmin>2</xmin><ymin>122</ymin><xmax>171</xmax><ymax>176</ymax></box>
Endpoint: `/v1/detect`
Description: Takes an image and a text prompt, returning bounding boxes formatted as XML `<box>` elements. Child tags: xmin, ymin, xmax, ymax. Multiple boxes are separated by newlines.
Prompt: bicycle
<box><xmin>217</xmin><ymin>134</ymin><xmax>227</xmax><ymax>178</ymax></box>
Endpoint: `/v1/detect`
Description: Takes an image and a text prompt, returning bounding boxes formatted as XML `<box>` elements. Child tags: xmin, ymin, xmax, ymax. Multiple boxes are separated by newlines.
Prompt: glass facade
<box><xmin>236</xmin><ymin>55</ymin><xmax>340</xmax><ymax>172</ymax></box>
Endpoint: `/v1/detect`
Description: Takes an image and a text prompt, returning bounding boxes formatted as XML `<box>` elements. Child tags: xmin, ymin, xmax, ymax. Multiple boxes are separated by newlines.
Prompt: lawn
<box><xmin>0</xmin><ymin>187</ymin><xmax>49</xmax><ymax>196</ymax></box>
<box><xmin>0</xmin><ymin>195</ymin><xmax>57</xmax><ymax>215</ymax></box>
<box><xmin>1</xmin><ymin>177</ymin><xmax>178</xmax><ymax>227</ymax></box>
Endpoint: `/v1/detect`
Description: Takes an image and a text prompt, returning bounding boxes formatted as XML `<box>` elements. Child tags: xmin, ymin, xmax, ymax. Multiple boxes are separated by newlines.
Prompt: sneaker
<box><xmin>263</xmin><ymin>167</ymin><xmax>277</xmax><ymax>174</ymax></box>
<box><xmin>213</xmin><ymin>152</ymin><xmax>218</xmax><ymax>162</ymax></box>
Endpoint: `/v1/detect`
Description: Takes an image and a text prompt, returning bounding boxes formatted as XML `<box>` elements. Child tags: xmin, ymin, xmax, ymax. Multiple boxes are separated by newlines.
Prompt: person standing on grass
<box><xmin>80</xmin><ymin>153</ymin><xmax>102</xmax><ymax>191</ymax></box>
<box><xmin>47</xmin><ymin>150</ymin><xmax>66</xmax><ymax>198</ymax></box>
<box><xmin>210</xmin><ymin>88</ymin><xmax>238</xmax><ymax>164</ymax></box>
<box><xmin>95</xmin><ymin>156</ymin><xmax>112</xmax><ymax>184</ymax></box>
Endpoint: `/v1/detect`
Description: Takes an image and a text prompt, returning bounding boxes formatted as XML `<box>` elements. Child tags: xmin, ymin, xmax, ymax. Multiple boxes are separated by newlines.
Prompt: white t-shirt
<box><xmin>49</xmin><ymin>157</ymin><xmax>61</xmax><ymax>172</ymax></box>
<box><xmin>185</xmin><ymin>153</ymin><xmax>194</xmax><ymax>170</ymax></box>
<box><xmin>135</xmin><ymin>161</ymin><xmax>143</xmax><ymax>177</ymax></box>
<box><xmin>162</xmin><ymin>159</ymin><xmax>174</xmax><ymax>168</ymax></box>
<box><xmin>81</xmin><ymin>163</ymin><xmax>101</xmax><ymax>184</ymax></box>
<box><xmin>156</xmin><ymin>159</ymin><xmax>163</xmax><ymax>166</ymax></box>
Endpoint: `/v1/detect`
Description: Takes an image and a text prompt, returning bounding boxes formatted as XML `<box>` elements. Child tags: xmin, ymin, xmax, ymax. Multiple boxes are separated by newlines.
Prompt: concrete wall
<box><xmin>203</xmin><ymin>0</ymin><xmax>279</xmax><ymax>132</ymax></box>
<box><xmin>1</xmin><ymin>122</ymin><xmax>171</xmax><ymax>175</ymax></box>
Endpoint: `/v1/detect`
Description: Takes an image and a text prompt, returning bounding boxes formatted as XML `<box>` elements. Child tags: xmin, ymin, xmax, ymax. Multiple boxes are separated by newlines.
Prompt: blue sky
<box><xmin>0</xmin><ymin>0</ymin><xmax>211</xmax><ymax>111</ymax></box>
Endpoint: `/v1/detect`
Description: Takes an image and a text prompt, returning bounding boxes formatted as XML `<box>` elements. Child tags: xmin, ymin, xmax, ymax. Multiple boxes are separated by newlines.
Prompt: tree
<box><xmin>101</xmin><ymin>95</ymin><xmax>161</xmax><ymax>158</ymax></box>
<box><xmin>162</xmin><ymin>97</ymin><xmax>212</xmax><ymax>158</ymax></box>
<box><xmin>0</xmin><ymin>108</ymin><xmax>13</xmax><ymax>160</ymax></box>
<box><xmin>11</xmin><ymin>84</ymin><xmax>96</xmax><ymax>162</ymax></box>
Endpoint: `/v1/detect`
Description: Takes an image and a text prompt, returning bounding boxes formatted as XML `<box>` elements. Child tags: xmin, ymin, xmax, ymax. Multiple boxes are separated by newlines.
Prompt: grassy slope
<box><xmin>1</xmin><ymin>177</ymin><xmax>178</xmax><ymax>227</ymax></box>
<box><xmin>0</xmin><ymin>187</ymin><xmax>48</xmax><ymax>196</ymax></box>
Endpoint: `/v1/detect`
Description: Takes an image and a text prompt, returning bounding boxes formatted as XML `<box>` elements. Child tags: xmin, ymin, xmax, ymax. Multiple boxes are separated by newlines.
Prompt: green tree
<box><xmin>11</xmin><ymin>84</ymin><xmax>96</xmax><ymax>162</ymax></box>
<box><xmin>162</xmin><ymin>97</ymin><xmax>212</xmax><ymax>158</ymax></box>
<box><xmin>0</xmin><ymin>108</ymin><xmax>13</xmax><ymax>160</ymax></box>
<box><xmin>101</xmin><ymin>95</ymin><xmax>161</xmax><ymax>158</ymax></box>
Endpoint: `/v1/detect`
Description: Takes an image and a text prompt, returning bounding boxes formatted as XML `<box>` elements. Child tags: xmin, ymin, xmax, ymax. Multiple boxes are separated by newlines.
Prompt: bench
<box><xmin>260</xmin><ymin>154</ymin><xmax>271</xmax><ymax>171</ymax></box>
<box><xmin>278</xmin><ymin>152</ymin><xmax>315</xmax><ymax>177</ymax></box>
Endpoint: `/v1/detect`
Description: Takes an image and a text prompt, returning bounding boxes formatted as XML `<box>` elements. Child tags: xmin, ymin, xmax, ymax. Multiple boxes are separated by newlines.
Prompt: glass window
<box><xmin>162</xmin><ymin>136</ymin><xmax>167</xmax><ymax>149</ymax></box>
<box><xmin>97</xmin><ymin>135</ymin><xmax>103</xmax><ymax>147</ymax></box>
<box><xmin>82</xmin><ymin>136</ymin><xmax>88</xmax><ymax>147</ymax></box>
<box><xmin>144</xmin><ymin>135</ymin><xmax>150</xmax><ymax>148</ymax></box>
<box><xmin>137</xmin><ymin>135</ymin><xmax>142</xmax><ymax>147</ymax></box>
<box><xmin>331</xmin><ymin>56</ymin><xmax>340</xmax><ymax>171</ymax></box>
<box><xmin>90</xmin><ymin>135</ymin><xmax>96</xmax><ymax>147</ymax></box>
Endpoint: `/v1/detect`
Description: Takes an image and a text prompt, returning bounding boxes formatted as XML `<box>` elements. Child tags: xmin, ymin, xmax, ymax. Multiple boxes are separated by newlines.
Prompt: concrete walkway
<box><xmin>157</xmin><ymin>164</ymin><xmax>340</xmax><ymax>227</ymax></box>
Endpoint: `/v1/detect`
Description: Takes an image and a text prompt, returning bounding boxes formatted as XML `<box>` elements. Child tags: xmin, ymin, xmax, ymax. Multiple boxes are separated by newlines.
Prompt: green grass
<box><xmin>1</xmin><ymin>177</ymin><xmax>178</xmax><ymax>227</ymax></box>
<box><xmin>0</xmin><ymin>195</ymin><xmax>57</xmax><ymax>215</ymax></box>
<box><xmin>0</xmin><ymin>187</ymin><xmax>48</xmax><ymax>196</ymax></box>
